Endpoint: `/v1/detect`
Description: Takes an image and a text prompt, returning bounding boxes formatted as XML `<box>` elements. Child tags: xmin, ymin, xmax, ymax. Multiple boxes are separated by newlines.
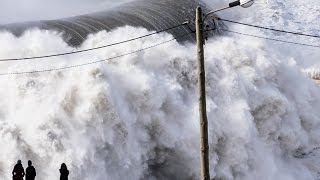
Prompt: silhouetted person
<box><xmin>12</xmin><ymin>160</ymin><xmax>25</xmax><ymax>180</ymax></box>
<box><xmin>26</xmin><ymin>160</ymin><xmax>36</xmax><ymax>180</ymax></box>
<box><xmin>60</xmin><ymin>163</ymin><xmax>69</xmax><ymax>180</ymax></box>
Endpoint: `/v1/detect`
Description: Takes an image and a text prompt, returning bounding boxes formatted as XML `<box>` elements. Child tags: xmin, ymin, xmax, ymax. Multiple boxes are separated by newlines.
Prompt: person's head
<box><xmin>28</xmin><ymin>160</ymin><xmax>32</xmax><ymax>166</ymax></box>
<box><xmin>60</xmin><ymin>163</ymin><xmax>67</xmax><ymax>170</ymax></box>
<box><xmin>17</xmin><ymin>160</ymin><xmax>21</xmax><ymax>164</ymax></box>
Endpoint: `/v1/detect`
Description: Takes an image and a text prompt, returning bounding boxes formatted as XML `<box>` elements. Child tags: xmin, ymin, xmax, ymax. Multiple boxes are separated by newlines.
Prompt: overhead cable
<box><xmin>0</xmin><ymin>22</ymin><xmax>189</xmax><ymax>62</ymax></box>
<box><xmin>219</xmin><ymin>28</ymin><xmax>320</xmax><ymax>48</ymax></box>
<box><xmin>217</xmin><ymin>18</ymin><xmax>320</xmax><ymax>39</ymax></box>
<box><xmin>0</xmin><ymin>32</ymin><xmax>193</xmax><ymax>76</ymax></box>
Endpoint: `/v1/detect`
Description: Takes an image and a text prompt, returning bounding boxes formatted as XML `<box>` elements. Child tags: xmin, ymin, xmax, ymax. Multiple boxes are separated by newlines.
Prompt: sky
<box><xmin>0</xmin><ymin>0</ymin><xmax>133</xmax><ymax>24</ymax></box>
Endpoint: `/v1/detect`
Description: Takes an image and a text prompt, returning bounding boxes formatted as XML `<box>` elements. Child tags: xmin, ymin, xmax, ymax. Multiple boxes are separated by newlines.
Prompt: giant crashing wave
<box><xmin>1</xmin><ymin>0</ymin><xmax>320</xmax><ymax>179</ymax></box>
<box><xmin>0</xmin><ymin>0</ymin><xmax>209</xmax><ymax>46</ymax></box>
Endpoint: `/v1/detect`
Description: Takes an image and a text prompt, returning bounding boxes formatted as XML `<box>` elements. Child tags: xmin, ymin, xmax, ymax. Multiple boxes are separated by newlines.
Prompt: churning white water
<box><xmin>0</xmin><ymin>0</ymin><xmax>320</xmax><ymax>180</ymax></box>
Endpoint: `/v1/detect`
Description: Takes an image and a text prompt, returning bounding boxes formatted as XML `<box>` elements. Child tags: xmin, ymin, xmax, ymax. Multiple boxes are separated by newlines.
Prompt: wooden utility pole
<box><xmin>195</xmin><ymin>6</ymin><xmax>210</xmax><ymax>180</ymax></box>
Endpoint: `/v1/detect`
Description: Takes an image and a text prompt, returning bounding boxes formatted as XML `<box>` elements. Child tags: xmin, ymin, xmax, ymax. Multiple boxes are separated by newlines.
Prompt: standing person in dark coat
<box><xmin>59</xmin><ymin>163</ymin><xmax>69</xmax><ymax>180</ymax></box>
<box><xmin>26</xmin><ymin>160</ymin><xmax>36</xmax><ymax>180</ymax></box>
<box><xmin>12</xmin><ymin>160</ymin><xmax>25</xmax><ymax>180</ymax></box>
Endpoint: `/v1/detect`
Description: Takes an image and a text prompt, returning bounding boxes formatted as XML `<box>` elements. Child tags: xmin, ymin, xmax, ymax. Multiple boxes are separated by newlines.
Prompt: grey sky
<box><xmin>0</xmin><ymin>0</ymin><xmax>133</xmax><ymax>24</ymax></box>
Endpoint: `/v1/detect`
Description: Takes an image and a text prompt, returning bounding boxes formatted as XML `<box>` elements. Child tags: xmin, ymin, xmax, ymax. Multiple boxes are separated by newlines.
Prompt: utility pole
<box><xmin>195</xmin><ymin>6</ymin><xmax>210</xmax><ymax>180</ymax></box>
<box><xmin>193</xmin><ymin>1</ymin><xmax>254</xmax><ymax>179</ymax></box>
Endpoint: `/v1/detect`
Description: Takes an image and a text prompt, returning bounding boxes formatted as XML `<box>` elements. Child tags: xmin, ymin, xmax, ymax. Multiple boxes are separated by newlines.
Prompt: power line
<box><xmin>0</xmin><ymin>22</ymin><xmax>189</xmax><ymax>62</ymax></box>
<box><xmin>217</xmin><ymin>18</ymin><xmax>320</xmax><ymax>39</ymax></box>
<box><xmin>0</xmin><ymin>32</ymin><xmax>194</xmax><ymax>76</ymax></box>
<box><xmin>218</xmin><ymin>28</ymin><xmax>320</xmax><ymax>48</ymax></box>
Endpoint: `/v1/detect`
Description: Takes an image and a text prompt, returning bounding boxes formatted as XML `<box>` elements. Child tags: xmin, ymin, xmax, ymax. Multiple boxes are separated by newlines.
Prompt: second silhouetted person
<box><xmin>26</xmin><ymin>160</ymin><xmax>36</xmax><ymax>180</ymax></box>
